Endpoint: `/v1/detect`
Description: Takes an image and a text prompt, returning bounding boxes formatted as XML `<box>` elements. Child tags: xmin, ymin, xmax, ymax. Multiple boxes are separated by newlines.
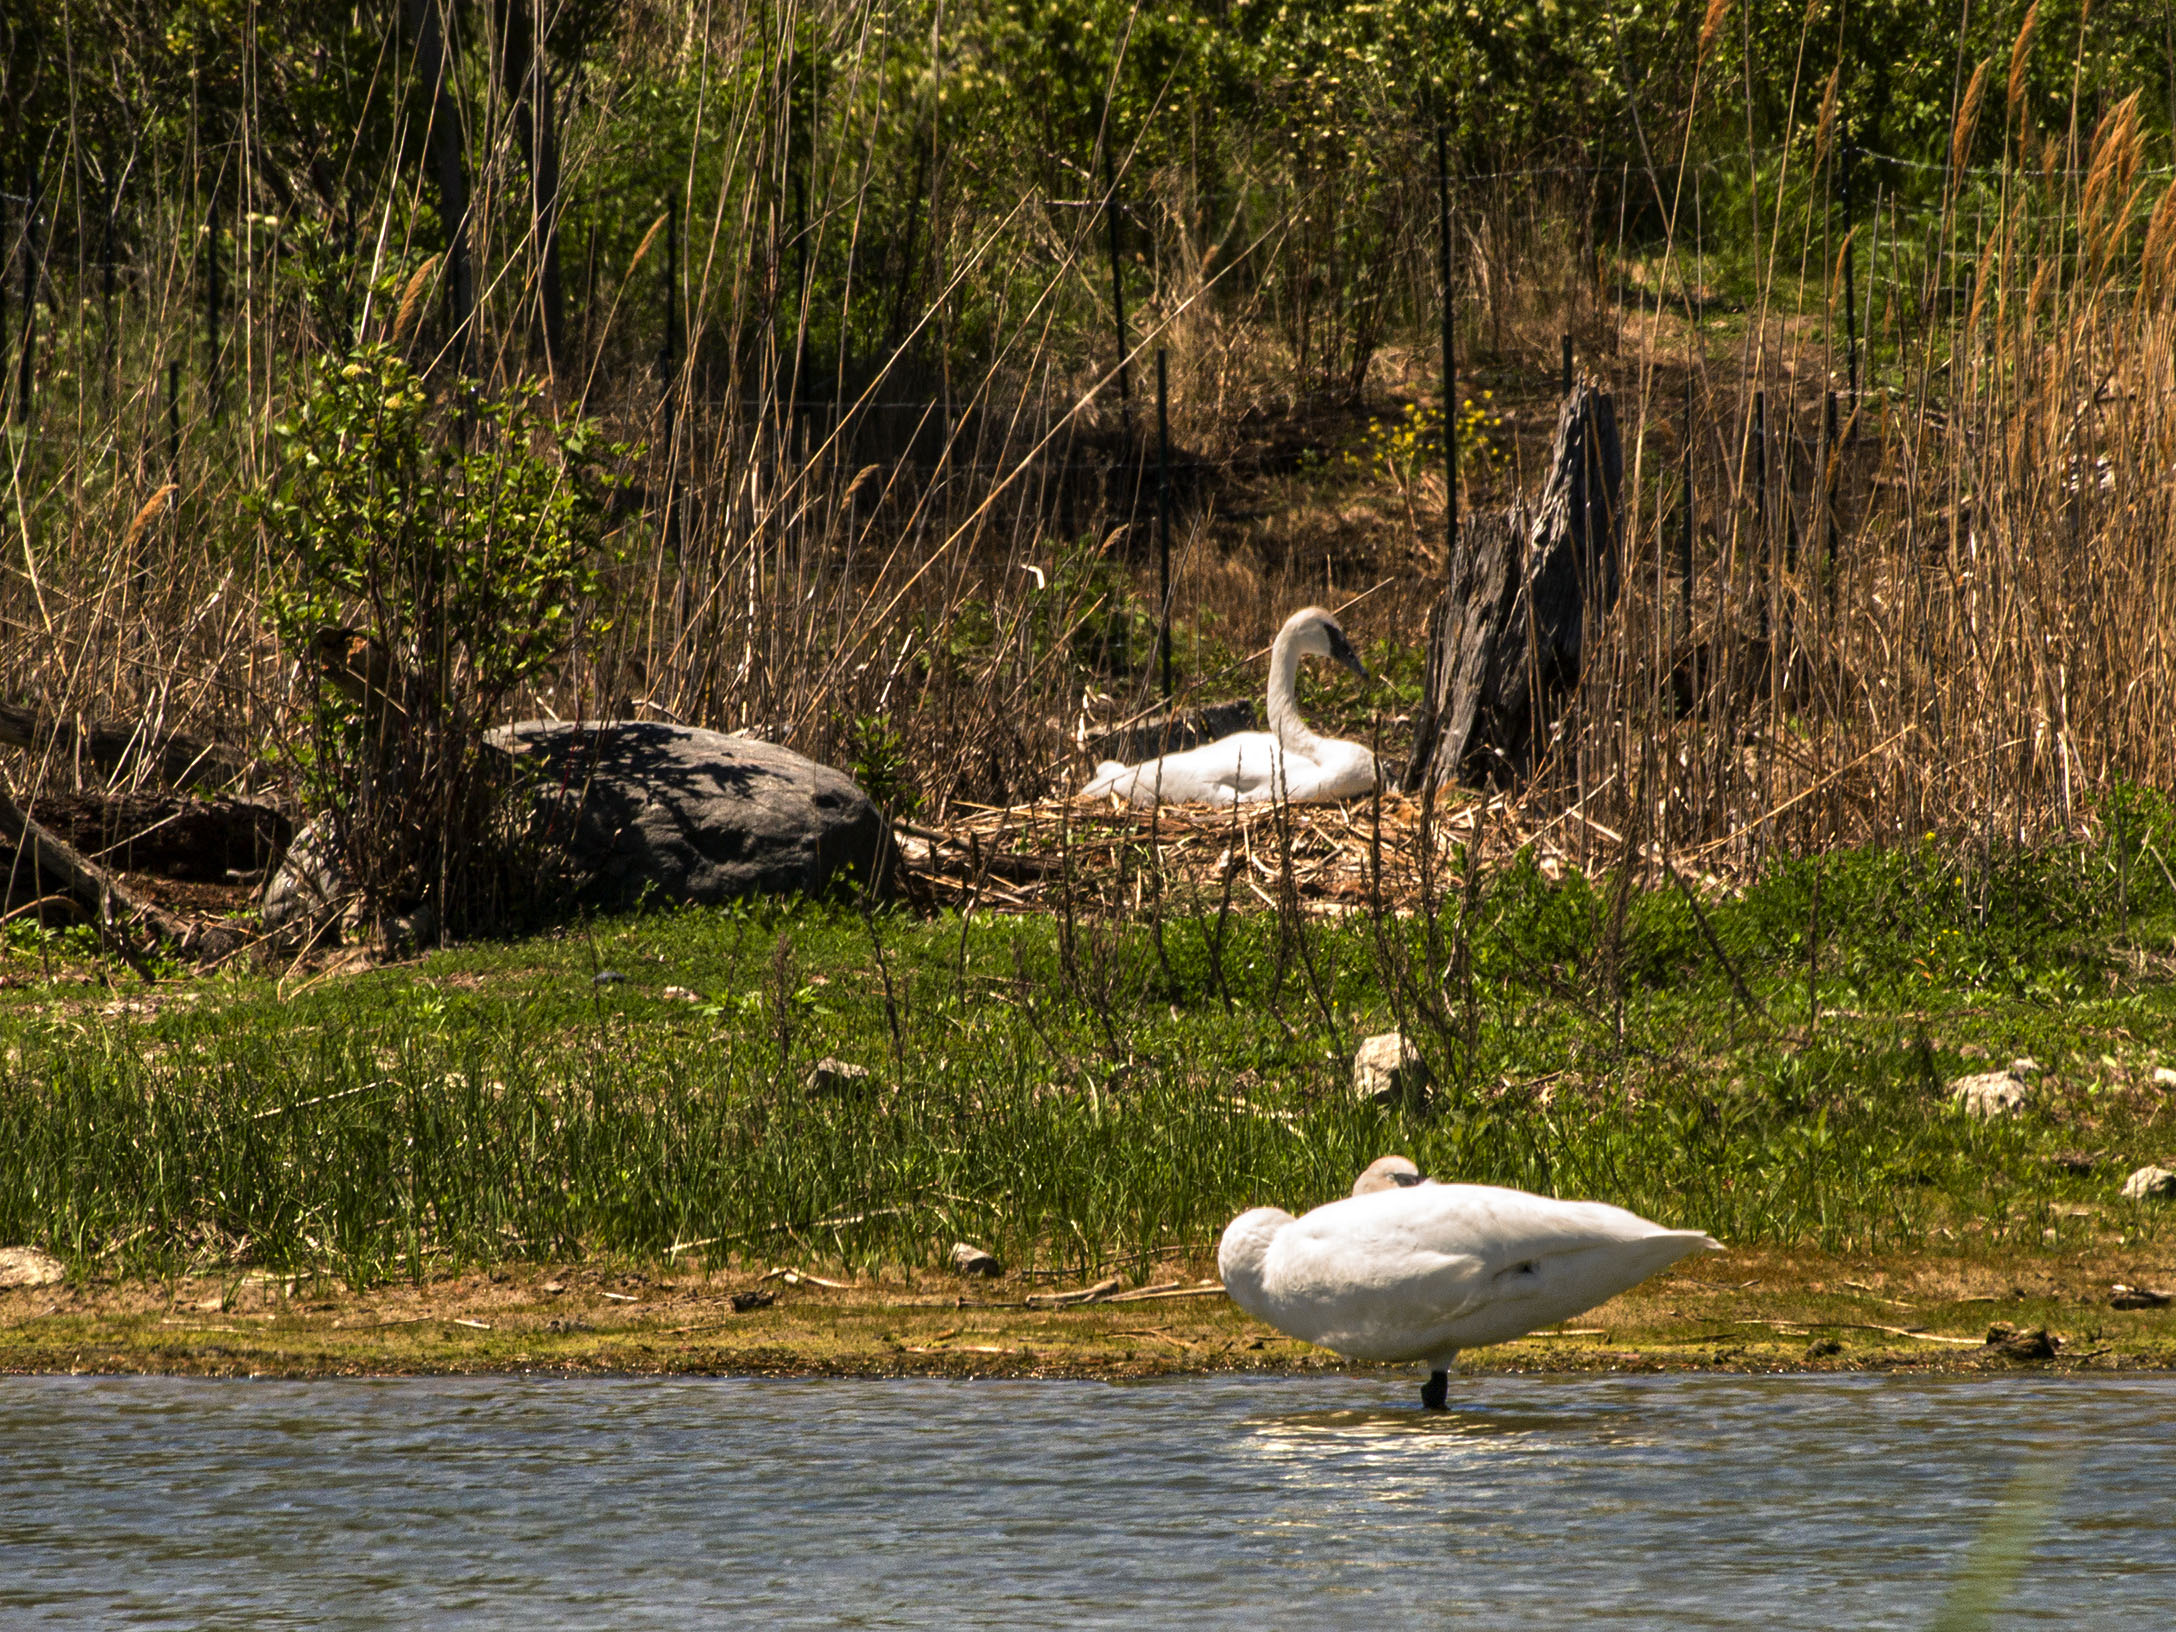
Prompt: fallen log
<box><xmin>30</xmin><ymin>789</ymin><xmax>291</xmax><ymax>882</ymax></box>
<box><xmin>0</xmin><ymin>701</ymin><xmax>255</xmax><ymax>791</ymax></box>
<box><xmin>0</xmin><ymin>791</ymin><xmax>247</xmax><ymax>965</ymax></box>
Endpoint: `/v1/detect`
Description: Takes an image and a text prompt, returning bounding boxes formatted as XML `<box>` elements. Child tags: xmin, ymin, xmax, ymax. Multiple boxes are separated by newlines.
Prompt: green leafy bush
<box><xmin>255</xmin><ymin>339</ymin><xmax>629</xmax><ymax>937</ymax></box>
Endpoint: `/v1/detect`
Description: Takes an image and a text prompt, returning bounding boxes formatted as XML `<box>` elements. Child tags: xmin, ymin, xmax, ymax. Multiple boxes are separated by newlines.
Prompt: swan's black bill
<box><xmin>1325</xmin><ymin>624</ymin><xmax>1370</xmax><ymax>681</ymax></box>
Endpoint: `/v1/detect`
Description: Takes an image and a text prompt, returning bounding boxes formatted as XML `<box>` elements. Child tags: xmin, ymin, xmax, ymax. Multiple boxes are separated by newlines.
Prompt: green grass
<box><xmin>4</xmin><ymin>835</ymin><xmax>2174</xmax><ymax>1288</ymax></box>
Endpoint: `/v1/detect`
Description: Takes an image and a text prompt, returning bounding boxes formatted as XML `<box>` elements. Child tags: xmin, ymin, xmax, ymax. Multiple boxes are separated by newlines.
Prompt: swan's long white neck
<box><xmin>1265</xmin><ymin>621</ymin><xmax>1320</xmax><ymax>754</ymax></box>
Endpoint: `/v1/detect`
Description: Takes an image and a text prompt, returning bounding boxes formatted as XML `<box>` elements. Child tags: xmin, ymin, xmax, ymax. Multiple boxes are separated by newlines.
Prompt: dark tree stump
<box><xmin>1404</xmin><ymin>382</ymin><xmax>1622</xmax><ymax>789</ymax></box>
<box><xmin>1402</xmin><ymin>504</ymin><xmax>1527</xmax><ymax>790</ymax></box>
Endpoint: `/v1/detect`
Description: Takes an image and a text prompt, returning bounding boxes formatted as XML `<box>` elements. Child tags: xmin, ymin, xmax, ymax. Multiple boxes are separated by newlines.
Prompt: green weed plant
<box><xmin>2</xmin><ymin>833</ymin><xmax>2170</xmax><ymax>1288</ymax></box>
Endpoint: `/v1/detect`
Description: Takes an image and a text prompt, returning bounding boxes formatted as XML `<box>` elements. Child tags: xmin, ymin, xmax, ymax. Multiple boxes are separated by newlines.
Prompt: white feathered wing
<box><xmin>1218</xmin><ymin>1183</ymin><xmax>1720</xmax><ymax>1365</ymax></box>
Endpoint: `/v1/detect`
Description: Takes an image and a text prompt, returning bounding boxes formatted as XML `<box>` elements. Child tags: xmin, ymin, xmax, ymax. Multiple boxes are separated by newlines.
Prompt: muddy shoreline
<box><xmin>6</xmin><ymin>1247</ymin><xmax>2172</xmax><ymax>1383</ymax></box>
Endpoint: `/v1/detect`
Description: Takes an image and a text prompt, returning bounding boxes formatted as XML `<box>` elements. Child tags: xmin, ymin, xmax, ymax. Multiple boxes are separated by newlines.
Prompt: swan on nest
<box><xmin>1079</xmin><ymin>606</ymin><xmax>1378</xmax><ymax>806</ymax></box>
<box><xmin>1218</xmin><ymin>1156</ymin><xmax>1721</xmax><ymax>1409</ymax></box>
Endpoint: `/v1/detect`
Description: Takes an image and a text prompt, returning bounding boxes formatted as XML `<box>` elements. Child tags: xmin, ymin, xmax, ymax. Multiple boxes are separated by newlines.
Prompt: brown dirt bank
<box><xmin>6</xmin><ymin>1247</ymin><xmax>2172</xmax><ymax>1383</ymax></box>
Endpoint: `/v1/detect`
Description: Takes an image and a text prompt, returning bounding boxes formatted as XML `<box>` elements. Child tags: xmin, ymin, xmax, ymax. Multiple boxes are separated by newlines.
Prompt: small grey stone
<box><xmin>259</xmin><ymin>819</ymin><xmax>354</xmax><ymax>939</ymax></box>
<box><xmin>1956</xmin><ymin>1042</ymin><xmax>1991</xmax><ymax>1061</ymax></box>
<box><xmin>1948</xmin><ymin>1071</ymin><xmax>2028</xmax><ymax>1118</ymax></box>
<box><xmin>593</xmin><ymin>969</ymin><xmax>626</xmax><ymax>987</ymax></box>
<box><xmin>950</xmin><ymin>1242</ymin><xmax>1003</xmax><ymax>1278</ymax></box>
<box><xmin>2119</xmin><ymin>1164</ymin><xmax>2176</xmax><ymax>1201</ymax></box>
<box><xmin>1354</xmin><ymin>1032</ymin><xmax>1432</xmax><ymax>1108</ymax></box>
<box><xmin>2108</xmin><ymin>1284</ymin><xmax>2172</xmax><ymax>1310</ymax></box>
<box><xmin>807</xmin><ymin>1057</ymin><xmax>874</xmax><ymax>1095</ymax></box>
<box><xmin>384</xmin><ymin>903</ymin><xmax>438</xmax><ymax>954</ymax></box>
<box><xmin>0</xmin><ymin>1246</ymin><xmax>65</xmax><ymax>1289</ymax></box>
<box><xmin>2008</xmin><ymin>1056</ymin><xmax>2042</xmax><ymax>1078</ymax></box>
<box><xmin>1982</xmin><ymin>1322</ymin><xmax>2059</xmax><ymax>1361</ymax></box>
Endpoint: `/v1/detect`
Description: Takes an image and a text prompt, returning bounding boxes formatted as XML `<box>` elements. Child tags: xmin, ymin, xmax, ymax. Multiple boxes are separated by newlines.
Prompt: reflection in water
<box><xmin>0</xmin><ymin>1372</ymin><xmax>2170</xmax><ymax>1630</ymax></box>
<box><xmin>1930</xmin><ymin>1456</ymin><xmax>2077</xmax><ymax>1631</ymax></box>
<box><xmin>1250</xmin><ymin>1403</ymin><xmax>1576</xmax><ymax>1440</ymax></box>
<box><xmin>1252</xmin><ymin>1394</ymin><xmax>1633</xmax><ymax>1441</ymax></box>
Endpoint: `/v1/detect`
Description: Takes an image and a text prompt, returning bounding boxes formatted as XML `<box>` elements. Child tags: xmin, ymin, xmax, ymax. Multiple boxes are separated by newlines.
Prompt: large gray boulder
<box><xmin>492</xmin><ymin>721</ymin><xmax>900</xmax><ymax>910</ymax></box>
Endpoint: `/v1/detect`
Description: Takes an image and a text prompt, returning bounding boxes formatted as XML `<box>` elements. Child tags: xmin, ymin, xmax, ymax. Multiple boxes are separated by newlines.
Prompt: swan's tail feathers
<box><xmin>1550</xmin><ymin>1229</ymin><xmax>1726</xmax><ymax>1312</ymax></box>
<box><xmin>1645</xmin><ymin>1229</ymin><xmax>1726</xmax><ymax>1265</ymax></box>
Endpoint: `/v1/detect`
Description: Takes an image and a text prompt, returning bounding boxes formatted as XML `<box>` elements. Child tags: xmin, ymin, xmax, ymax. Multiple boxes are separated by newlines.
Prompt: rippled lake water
<box><xmin>3</xmin><ymin>1371</ymin><xmax>2172</xmax><ymax>1628</ymax></box>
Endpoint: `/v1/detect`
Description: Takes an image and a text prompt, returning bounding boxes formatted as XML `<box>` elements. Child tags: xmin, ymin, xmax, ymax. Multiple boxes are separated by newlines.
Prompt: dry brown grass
<box><xmin>4</xmin><ymin>3</ymin><xmax>2172</xmax><ymax>892</ymax></box>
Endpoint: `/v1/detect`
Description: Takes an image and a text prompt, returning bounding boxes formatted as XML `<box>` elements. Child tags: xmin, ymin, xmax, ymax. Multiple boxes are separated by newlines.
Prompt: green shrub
<box><xmin>255</xmin><ymin>337</ymin><xmax>629</xmax><ymax>937</ymax></box>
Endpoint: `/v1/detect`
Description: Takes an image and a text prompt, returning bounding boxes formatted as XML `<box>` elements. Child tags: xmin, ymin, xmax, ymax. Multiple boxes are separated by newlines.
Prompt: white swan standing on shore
<box><xmin>1080</xmin><ymin>607</ymin><xmax>1378</xmax><ymax>805</ymax></box>
<box><xmin>1219</xmin><ymin>1156</ymin><xmax>1721</xmax><ymax>1409</ymax></box>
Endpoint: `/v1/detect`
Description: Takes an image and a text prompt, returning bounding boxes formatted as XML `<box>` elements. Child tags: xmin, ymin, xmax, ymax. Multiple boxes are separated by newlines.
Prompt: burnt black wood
<box><xmin>1404</xmin><ymin>382</ymin><xmax>1622</xmax><ymax>789</ymax></box>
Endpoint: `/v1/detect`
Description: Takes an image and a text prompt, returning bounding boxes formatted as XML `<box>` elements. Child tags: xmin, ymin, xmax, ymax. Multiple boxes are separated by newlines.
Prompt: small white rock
<box><xmin>2119</xmin><ymin>1165</ymin><xmax>2176</xmax><ymax>1202</ymax></box>
<box><xmin>1949</xmin><ymin>1071</ymin><xmax>2028</xmax><ymax>1118</ymax></box>
<box><xmin>0</xmin><ymin>1246</ymin><xmax>65</xmax><ymax>1289</ymax></box>
<box><xmin>2153</xmin><ymin>1066</ymin><xmax>2176</xmax><ymax>1089</ymax></box>
<box><xmin>661</xmin><ymin>985</ymin><xmax>701</xmax><ymax>1003</ymax></box>
<box><xmin>2009</xmin><ymin>1057</ymin><xmax>2042</xmax><ymax>1078</ymax></box>
<box><xmin>949</xmin><ymin>1242</ymin><xmax>1003</xmax><ymax>1278</ymax></box>
<box><xmin>807</xmin><ymin>1057</ymin><xmax>874</xmax><ymax>1095</ymax></box>
<box><xmin>1354</xmin><ymin>1032</ymin><xmax>1432</xmax><ymax>1108</ymax></box>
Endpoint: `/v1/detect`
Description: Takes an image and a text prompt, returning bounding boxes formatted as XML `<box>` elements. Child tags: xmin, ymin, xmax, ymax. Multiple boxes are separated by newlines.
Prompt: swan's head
<box><xmin>1351</xmin><ymin>1154</ymin><xmax>1428</xmax><ymax>1195</ymax></box>
<box><xmin>1216</xmin><ymin>1206</ymin><xmax>1294</xmax><ymax>1315</ymax></box>
<box><xmin>1281</xmin><ymin>607</ymin><xmax>1370</xmax><ymax>681</ymax></box>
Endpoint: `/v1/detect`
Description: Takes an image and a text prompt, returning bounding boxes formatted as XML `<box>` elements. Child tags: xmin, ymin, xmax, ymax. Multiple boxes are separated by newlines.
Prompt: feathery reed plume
<box><xmin>2007</xmin><ymin>0</ymin><xmax>2039</xmax><ymax>120</ymax></box>
<box><xmin>2026</xmin><ymin>258</ymin><xmax>2054</xmax><ymax>327</ymax></box>
<box><xmin>2144</xmin><ymin>182</ymin><xmax>2176</xmax><ymax>301</ymax></box>
<box><xmin>1952</xmin><ymin>58</ymin><xmax>1992</xmax><ymax>183</ymax></box>
<box><xmin>1831</xmin><ymin>228</ymin><xmax>1858</xmax><ymax>301</ymax></box>
<box><xmin>2083</xmin><ymin>92</ymin><xmax>2144</xmax><ymax>263</ymax></box>
<box><xmin>626</xmin><ymin>213</ymin><xmax>669</xmax><ymax>279</ymax></box>
<box><xmin>1814</xmin><ymin>66</ymin><xmax>1841</xmax><ymax>170</ymax></box>
<box><xmin>1698</xmin><ymin>0</ymin><xmax>1732</xmax><ymax>63</ymax></box>
<box><xmin>841</xmin><ymin>463</ymin><xmax>885</xmax><ymax>504</ymax></box>
<box><xmin>123</xmin><ymin>484</ymin><xmax>180</xmax><ymax>551</ymax></box>
<box><xmin>1968</xmin><ymin>230</ymin><xmax>1999</xmax><ymax>331</ymax></box>
<box><xmin>392</xmin><ymin>255</ymin><xmax>441</xmax><ymax>342</ymax></box>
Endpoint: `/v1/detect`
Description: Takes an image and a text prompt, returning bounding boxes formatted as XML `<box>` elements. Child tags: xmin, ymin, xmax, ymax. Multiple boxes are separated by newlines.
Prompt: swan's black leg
<box><xmin>1420</xmin><ymin>1369</ymin><xmax>1448</xmax><ymax>1411</ymax></box>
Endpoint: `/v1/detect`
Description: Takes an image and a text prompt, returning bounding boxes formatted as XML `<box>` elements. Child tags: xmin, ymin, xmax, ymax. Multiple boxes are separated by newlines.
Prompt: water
<box><xmin>3</xmin><ymin>1372</ymin><xmax>2172</xmax><ymax>1628</ymax></box>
